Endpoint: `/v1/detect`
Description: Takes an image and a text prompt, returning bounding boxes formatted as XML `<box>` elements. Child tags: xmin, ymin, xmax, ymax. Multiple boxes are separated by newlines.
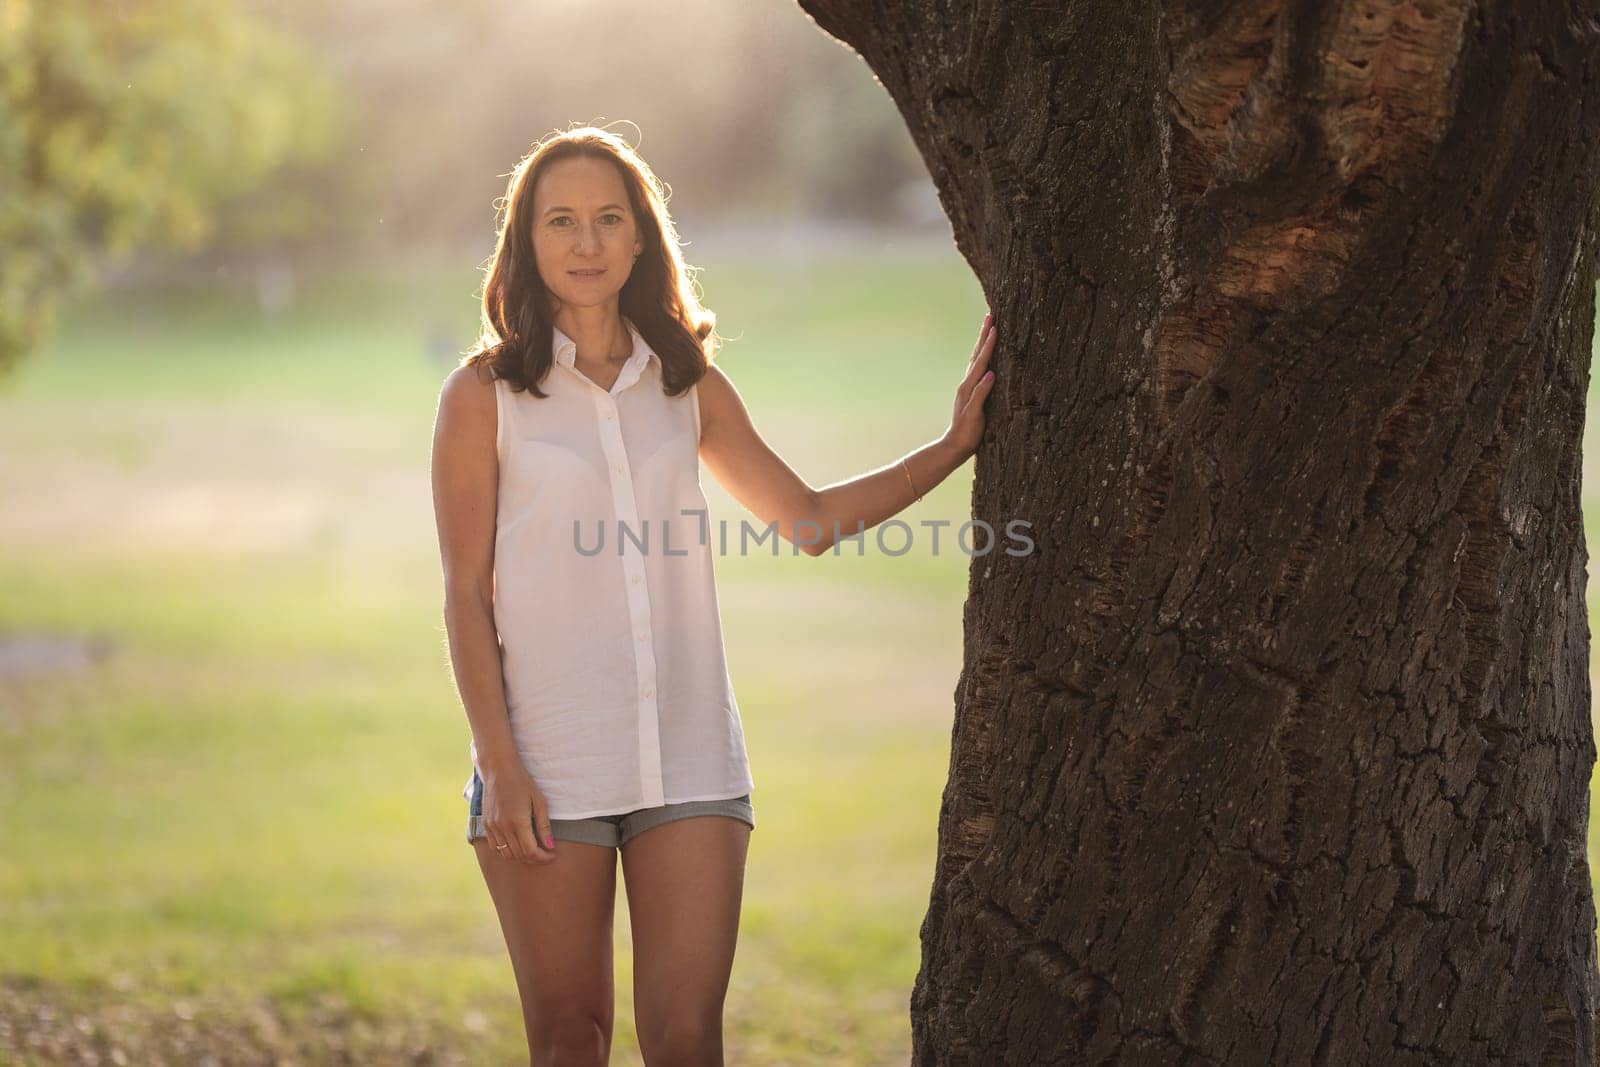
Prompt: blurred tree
<box><xmin>774</xmin><ymin>42</ymin><xmax>928</xmax><ymax>220</ymax></box>
<box><xmin>235</xmin><ymin>0</ymin><xmax>503</xmax><ymax>260</ymax></box>
<box><xmin>150</xmin><ymin>1</ymin><xmax>934</xmax><ymax>278</ymax></box>
<box><xmin>0</xmin><ymin>0</ymin><xmax>336</xmax><ymax>376</ymax></box>
<box><xmin>798</xmin><ymin>0</ymin><xmax>1600</xmax><ymax>1061</ymax></box>
<box><xmin>1</xmin><ymin>2</ymin><xmax>942</xmax><ymax>320</ymax></box>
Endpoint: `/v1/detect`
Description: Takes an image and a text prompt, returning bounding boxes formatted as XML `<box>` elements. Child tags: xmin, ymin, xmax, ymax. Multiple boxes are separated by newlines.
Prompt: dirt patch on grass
<box><xmin>0</xmin><ymin>632</ymin><xmax>114</xmax><ymax>683</ymax></box>
<box><xmin>0</xmin><ymin>975</ymin><xmax>486</xmax><ymax>1066</ymax></box>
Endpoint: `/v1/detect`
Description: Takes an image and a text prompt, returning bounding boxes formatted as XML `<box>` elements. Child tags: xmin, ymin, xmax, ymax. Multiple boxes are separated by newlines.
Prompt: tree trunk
<box><xmin>795</xmin><ymin>1</ymin><xmax>1600</xmax><ymax>1060</ymax></box>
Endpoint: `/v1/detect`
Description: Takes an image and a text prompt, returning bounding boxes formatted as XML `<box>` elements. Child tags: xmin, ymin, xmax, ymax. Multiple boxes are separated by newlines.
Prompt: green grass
<box><xmin>3</xmin><ymin>251</ymin><xmax>1598</xmax><ymax>1063</ymax></box>
<box><xmin>0</xmin><ymin>246</ymin><xmax>987</xmax><ymax>1063</ymax></box>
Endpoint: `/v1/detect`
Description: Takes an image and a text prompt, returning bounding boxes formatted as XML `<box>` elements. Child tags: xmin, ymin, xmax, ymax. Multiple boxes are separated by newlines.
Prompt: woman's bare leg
<box><xmin>473</xmin><ymin>838</ymin><xmax>620</xmax><ymax>1066</ymax></box>
<box><xmin>620</xmin><ymin>816</ymin><xmax>750</xmax><ymax>1066</ymax></box>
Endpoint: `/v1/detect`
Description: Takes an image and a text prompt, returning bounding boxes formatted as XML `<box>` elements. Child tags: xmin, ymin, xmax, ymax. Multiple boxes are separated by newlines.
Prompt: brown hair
<box><xmin>464</xmin><ymin>124</ymin><xmax>718</xmax><ymax>398</ymax></box>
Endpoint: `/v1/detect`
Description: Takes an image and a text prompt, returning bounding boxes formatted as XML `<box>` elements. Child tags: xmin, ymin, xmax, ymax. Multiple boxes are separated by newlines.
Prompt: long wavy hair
<box><xmin>464</xmin><ymin>125</ymin><xmax>719</xmax><ymax>398</ymax></box>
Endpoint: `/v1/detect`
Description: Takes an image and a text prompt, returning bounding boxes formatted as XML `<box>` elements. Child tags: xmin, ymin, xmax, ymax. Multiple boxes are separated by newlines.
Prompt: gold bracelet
<box><xmin>900</xmin><ymin>457</ymin><xmax>923</xmax><ymax>501</ymax></box>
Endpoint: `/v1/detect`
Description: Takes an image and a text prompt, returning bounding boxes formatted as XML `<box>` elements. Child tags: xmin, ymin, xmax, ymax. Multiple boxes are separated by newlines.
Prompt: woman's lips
<box><xmin>569</xmin><ymin>269</ymin><xmax>607</xmax><ymax>277</ymax></box>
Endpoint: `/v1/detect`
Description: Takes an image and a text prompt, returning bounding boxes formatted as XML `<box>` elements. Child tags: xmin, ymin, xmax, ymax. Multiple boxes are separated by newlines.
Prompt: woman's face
<box><xmin>530</xmin><ymin>155</ymin><xmax>646</xmax><ymax>313</ymax></box>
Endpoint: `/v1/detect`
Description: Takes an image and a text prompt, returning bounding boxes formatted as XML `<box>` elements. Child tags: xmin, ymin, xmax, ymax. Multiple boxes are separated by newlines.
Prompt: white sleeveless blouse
<box><xmin>463</xmin><ymin>316</ymin><xmax>755</xmax><ymax>819</ymax></box>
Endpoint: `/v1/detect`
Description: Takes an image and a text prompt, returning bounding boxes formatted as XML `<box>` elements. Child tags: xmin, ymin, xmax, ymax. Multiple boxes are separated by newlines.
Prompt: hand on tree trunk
<box><xmin>939</xmin><ymin>312</ymin><xmax>997</xmax><ymax>463</ymax></box>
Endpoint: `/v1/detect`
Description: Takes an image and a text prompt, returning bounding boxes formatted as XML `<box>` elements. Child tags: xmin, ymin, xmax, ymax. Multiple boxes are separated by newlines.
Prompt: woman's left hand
<box><xmin>940</xmin><ymin>312</ymin><xmax>998</xmax><ymax>463</ymax></box>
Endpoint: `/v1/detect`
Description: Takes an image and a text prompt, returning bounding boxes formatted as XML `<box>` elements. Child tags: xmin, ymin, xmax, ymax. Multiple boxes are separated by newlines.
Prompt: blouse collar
<box><xmin>552</xmin><ymin>316</ymin><xmax>656</xmax><ymax>383</ymax></box>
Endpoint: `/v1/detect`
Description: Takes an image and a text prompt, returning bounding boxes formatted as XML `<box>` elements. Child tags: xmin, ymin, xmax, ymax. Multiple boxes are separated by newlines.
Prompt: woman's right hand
<box><xmin>481</xmin><ymin>762</ymin><xmax>558</xmax><ymax>863</ymax></box>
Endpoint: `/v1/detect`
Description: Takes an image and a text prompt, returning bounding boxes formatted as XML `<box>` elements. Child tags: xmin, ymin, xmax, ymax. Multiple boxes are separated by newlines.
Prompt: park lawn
<box><xmin>0</xmin><ymin>247</ymin><xmax>985</xmax><ymax>1064</ymax></box>
<box><xmin>2</xmin><ymin>250</ymin><xmax>1598</xmax><ymax>1063</ymax></box>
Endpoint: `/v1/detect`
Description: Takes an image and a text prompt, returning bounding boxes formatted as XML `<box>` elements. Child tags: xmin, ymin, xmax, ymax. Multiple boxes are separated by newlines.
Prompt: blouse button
<box><xmin>642</xmin><ymin>685</ymin><xmax>654</xmax><ymax>698</ymax></box>
<box><xmin>631</xmin><ymin>574</ymin><xmax>642</xmax><ymax>585</ymax></box>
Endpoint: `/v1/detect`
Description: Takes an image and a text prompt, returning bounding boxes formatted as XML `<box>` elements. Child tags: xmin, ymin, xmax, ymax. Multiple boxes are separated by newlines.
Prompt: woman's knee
<box><xmin>636</xmin><ymin>1011</ymin><xmax>721</xmax><ymax>1066</ymax></box>
<box><xmin>530</xmin><ymin>1006</ymin><xmax>612</xmax><ymax>1066</ymax></box>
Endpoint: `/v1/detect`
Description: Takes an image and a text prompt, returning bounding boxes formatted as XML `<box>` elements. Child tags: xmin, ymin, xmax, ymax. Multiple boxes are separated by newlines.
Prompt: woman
<box><xmin>430</xmin><ymin>125</ymin><xmax>996</xmax><ymax>1066</ymax></box>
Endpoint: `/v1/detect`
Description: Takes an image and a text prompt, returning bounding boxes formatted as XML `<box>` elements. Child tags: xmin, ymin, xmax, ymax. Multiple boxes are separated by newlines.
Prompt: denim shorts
<box><xmin>464</xmin><ymin>767</ymin><xmax>754</xmax><ymax>848</ymax></box>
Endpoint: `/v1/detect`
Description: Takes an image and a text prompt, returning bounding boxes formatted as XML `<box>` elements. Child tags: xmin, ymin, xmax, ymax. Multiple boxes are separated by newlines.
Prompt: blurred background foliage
<box><xmin>0</xmin><ymin>0</ymin><xmax>935</xmax><ymax>378</ymax></box>
<box><xmin>0</xmin><ymin>0</ymin><xmax>336</xmax><ymax>373</ymax></box>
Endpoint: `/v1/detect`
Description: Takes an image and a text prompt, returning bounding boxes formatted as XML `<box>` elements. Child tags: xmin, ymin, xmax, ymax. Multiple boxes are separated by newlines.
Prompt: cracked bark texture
<box><xmin>795</xmin><ymin>0</ymin><xmax>1600</xmax><ymax>1062</ymax></box>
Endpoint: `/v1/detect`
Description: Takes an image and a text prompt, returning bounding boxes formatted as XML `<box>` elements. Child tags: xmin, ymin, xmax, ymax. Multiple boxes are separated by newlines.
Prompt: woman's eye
<box><xmin>547</xmin><ymin>215</ymin><xmax>622</xmax><ymax>227</ymax></box>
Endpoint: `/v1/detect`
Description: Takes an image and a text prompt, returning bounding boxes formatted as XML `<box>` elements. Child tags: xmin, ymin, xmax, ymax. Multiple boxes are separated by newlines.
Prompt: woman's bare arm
<box><xmin>431</xmin><ymin>363</ymin><xmax>521</xmax><ymax>776</ymax></box>
<box><xmin>697</xmin><ymin>313</ymin><xmax>997</xmax><ymax>556</ymax></box>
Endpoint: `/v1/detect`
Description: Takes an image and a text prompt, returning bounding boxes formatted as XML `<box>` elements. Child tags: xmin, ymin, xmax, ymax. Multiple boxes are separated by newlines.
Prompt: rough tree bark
<box><xmin>795</xmin><ymin>1</ymin><xmax>1600</xmax><ymax>1061</ymax></box>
